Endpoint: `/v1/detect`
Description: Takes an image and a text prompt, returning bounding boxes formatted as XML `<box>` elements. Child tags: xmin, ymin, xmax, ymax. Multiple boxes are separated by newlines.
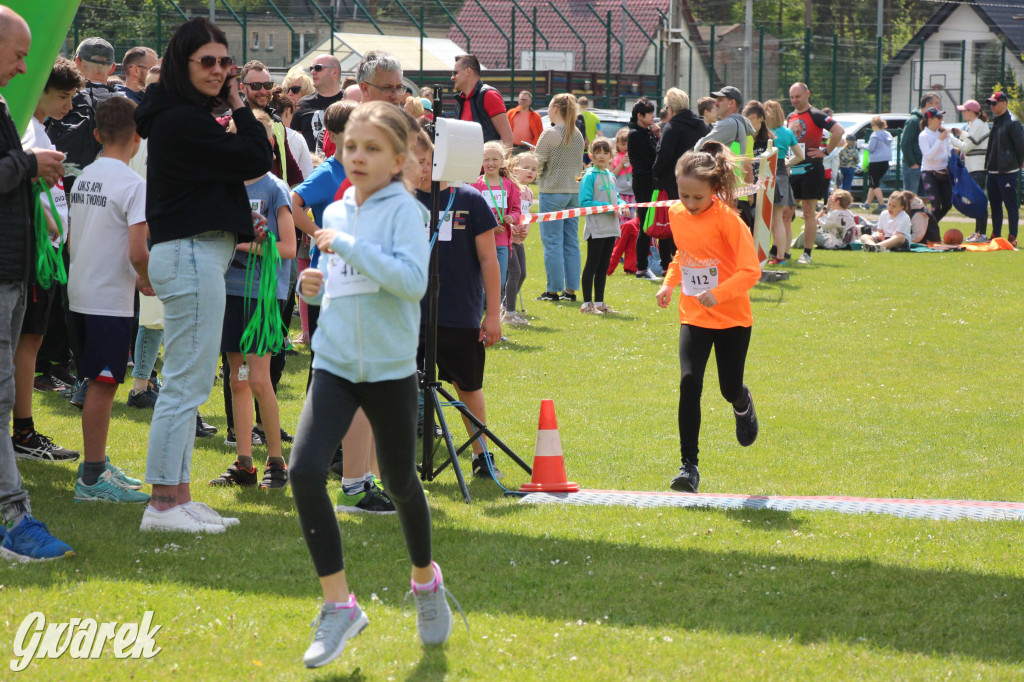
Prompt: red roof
<box><xmin>447</xmin><ymin>0</ymin><xmax>672</xmax><ymax>75</ymax></box>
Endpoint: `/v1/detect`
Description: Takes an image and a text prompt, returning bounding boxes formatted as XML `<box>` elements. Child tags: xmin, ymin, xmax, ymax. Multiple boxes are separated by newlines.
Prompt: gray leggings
<box><xmin>503</xmin><ymin>243</ymin><xmax>526</xmax><ymax>311</ymax></box>
<box><xmin>290</xmin><ymin>370</ymin><xmax>432</xmax><ymax>576</ymax></box>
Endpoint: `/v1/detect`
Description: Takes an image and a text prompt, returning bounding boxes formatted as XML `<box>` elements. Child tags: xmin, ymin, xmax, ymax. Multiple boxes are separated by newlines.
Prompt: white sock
<box><xmin>595</xmin><ymin>301</ymin><xmax>603</xmax><ymax>307</ymax></box>
<box><xmin>342</xmin><ymin>473</ymin><xmax>372</xmax><ymax>496</ymax></box>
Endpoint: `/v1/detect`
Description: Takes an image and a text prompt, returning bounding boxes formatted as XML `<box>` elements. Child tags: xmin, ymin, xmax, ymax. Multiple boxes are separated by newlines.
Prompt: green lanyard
<box><xmin>33</xmin><ymin>180</ymin><xmax>67</xmax><ymax>288</ymax></box>
<box><xmin>597</xmin><ymin>168</ymin><xmax>615</xmax><ymax>204</ymax></box>
<box><xmin>239</xmin><ymin>231</ymin><xmax>288</xmax><ymax>365</ymax></box>
<box><xmin>484</xmin><ymin>176</ymin><xmax>506</xmax><ymax>224</ymax></box>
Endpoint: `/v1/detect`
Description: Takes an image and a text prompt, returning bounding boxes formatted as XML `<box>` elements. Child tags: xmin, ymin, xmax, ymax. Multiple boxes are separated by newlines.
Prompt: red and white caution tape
<box><xmin>521</xmin><ymin>180</ymin><xmax>761</xmax><ymax>225</ymax></box>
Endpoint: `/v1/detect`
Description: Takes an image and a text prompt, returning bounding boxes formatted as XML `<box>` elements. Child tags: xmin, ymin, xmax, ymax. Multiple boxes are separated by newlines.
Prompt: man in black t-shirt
<box><xmin>290</xmin><ymin>55</ymin><xmax>343</xmax><ymax>153</ymax></box>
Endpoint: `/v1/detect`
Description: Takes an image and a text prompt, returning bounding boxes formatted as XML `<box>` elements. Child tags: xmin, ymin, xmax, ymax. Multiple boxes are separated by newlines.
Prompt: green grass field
<box><xmin>3</xmin><ymin>242</ymin><xmax>1023</xmax><ymax>680</ymax></box>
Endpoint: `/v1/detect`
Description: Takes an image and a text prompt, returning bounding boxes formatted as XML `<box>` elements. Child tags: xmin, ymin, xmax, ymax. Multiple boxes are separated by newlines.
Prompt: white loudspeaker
<box><xmin>432</xmin><ymin>118</ymin><xmax>484</xmax><ymax>184</ymax></box>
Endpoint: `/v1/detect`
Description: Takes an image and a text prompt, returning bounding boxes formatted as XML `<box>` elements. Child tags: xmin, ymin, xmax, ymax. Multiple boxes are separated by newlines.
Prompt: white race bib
<box><xmin>520</xmin><ymin>199</ymin><xmax>532</xmax><ymax>216</ymax></box>
<box><xmin>681</xmin><ymin>265</ymin><xmax>719</xmax><ymax>297</ymax></box>
<box><xmin>425</xmin><ymin>211</ymin><xmax>454</xmax><ymax>241</ymax></box>
<box><xmin>325</xmin><ymin>253</ymin><xmax>380</xmax><ymax>298</ymax></box>
<box><xmin>484</xmin><ymin>189</ymin><xmax>507</xmax><ymax>215</ymax></box>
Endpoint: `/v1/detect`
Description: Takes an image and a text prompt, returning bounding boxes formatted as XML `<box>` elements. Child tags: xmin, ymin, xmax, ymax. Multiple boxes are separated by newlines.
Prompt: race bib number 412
<box><xmin>681</xmin><ymin>265</ymin><xmax>718</xmax><ymax>296</ymax></box>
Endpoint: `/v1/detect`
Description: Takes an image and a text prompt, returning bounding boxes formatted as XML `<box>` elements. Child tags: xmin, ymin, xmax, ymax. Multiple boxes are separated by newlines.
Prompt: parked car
<box><xmin>536</xmin><ymin>107</ymin><xmax>649</xmax><ymax>137</ymax></box>
<box><xmin>830</xmin><ymin>113</ymin><xmax>911</xmax><ymax>197</ymax></box>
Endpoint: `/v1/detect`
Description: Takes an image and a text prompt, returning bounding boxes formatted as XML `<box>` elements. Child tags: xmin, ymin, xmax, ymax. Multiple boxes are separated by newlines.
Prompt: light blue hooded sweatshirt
<box><xmin>300</xmin><ymin>181</ymin><xmax>429</xmax><ymax>383</ymax></box>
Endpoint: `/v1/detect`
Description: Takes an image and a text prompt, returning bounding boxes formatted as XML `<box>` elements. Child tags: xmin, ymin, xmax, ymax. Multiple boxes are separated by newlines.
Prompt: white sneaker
<box><xmin>185</xmin><ymin>501</ymin><xmax>240</xmax><ymax>528</ymax></box>
<box><xmin>797</xmin><ymin>252</ymin><xmax>812</xmax><ymax>264</ymax></box>
<box><xmin>140</xmin><ymin>504</ymin><xmax>226</xmax><ymax>533</ymax></box>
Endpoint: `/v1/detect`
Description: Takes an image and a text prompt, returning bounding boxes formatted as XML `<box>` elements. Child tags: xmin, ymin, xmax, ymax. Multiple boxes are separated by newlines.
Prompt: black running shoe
<box><xmin>558</xmin><ymin>291</ymin><xmax>577</xmax><ymax>302</ymax></box>
<box><xmin>734</xmin><ymin>387</ymin><xmax>758</xmax><ymax>447</ymax></box>
<box><xmin>196</xmin><ymin>413</ymin><xmax>218</xmax><ymax>438</ymax></box>
<box><xmin>33</xmin><ymin>372</ymin><xmax>67</xmax><ymax>393</ymax></box>
<box><xmin>126</xmin><ymin>387</ymin><xmax>158</xmax><ymax>409</ymax></box>
<box><xmin>224</xmin><ymin>429</ymin><xmax>237</xmax><ymax>447</ymax></box>
<box><xmin>670</xmin><ymin>463</ymin><xmax>700</xmax><ymax>492</ymax></box>
<box><xmin>49</xmin><ymin>365</ymin><xmax>77</xmax><ymax>387</ymax></box>
<box><xmin>535</xmin><ymin>291</ymin><xmax>560</xmax><ymax>301</ymax></box>
<box><xmin>279</xmin><ymin>428</ymin><xmax>294</xmax><ymax>444</ymax></box>
<box><xmin>209</xmin><ymin>461</ymin><xmax>258</xmax><ymax>486</ymax></box>
<box><xmin>260</xmin><ymin>459</ymin><xmax>289</xmax><ymax>489</ymax></box>
<box><xmin>12</xmin><ymin>429</ymin><xmax>80</xmax><ymax>462</ymax></box>
<box><xmin>251</xmin><ymin>427</ymin><xmax>267</xmax><ymax>447</ymax></box>
<box><xmin>335</xmin><ymin>479</ymin><xmax>396</xmax><ymax>514</ymax></box>
<box><xmin>472</xmin><ymin>455</ymin><xmax>504</xmax><ymax>480</ymax></box>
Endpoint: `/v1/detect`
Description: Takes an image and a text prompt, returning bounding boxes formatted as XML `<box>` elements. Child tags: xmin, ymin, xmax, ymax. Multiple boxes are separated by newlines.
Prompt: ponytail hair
<box><xmin>549</xmin><ymin>93</ymin><xmax>579</xmax><ymax>146</ymax></box>
<box><xmin>674</xmin><ymin>141</ymin><xmax>739</xmax><ymax>205</ymax></box>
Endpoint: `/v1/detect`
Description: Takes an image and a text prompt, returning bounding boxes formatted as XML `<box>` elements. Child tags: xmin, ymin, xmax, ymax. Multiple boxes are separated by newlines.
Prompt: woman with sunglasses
<box><xmin>282</xmin><ymin>67</ymin><xmax>314</xmax><ymax>109</ymax></box>
<box><xmin>134</xmin><ymin>17</ymin><xmax>273</xmax><ymax>533</ymax></box>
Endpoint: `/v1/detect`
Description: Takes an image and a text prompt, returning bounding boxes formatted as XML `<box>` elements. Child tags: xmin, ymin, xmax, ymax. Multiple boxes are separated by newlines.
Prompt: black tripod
<box><xmin>419</xmin><ymin>85</ymin><xmax>532</xmax><ymax>503</ymax></box>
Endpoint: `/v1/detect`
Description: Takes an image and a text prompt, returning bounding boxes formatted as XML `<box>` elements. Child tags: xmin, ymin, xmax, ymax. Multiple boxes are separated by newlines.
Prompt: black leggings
<box><xmin>921</xmin><ymin>170</ymin><xmax>952</xmax><ymax>223</ymax></box>
<box><xmin>290</xmin><ymin>370</ymin><xmax>431</xmax><ymax>577</ymax></box>
<box><xmin>969</xmin><ymin>170</ymin><xmax>988</xmax><ymax>235</ymax></box>
<box><xmin>582</xmin><ymin>236</ymin><xmax>615</xmax><ymax>303</ymax></box>
<box><xmin>678</xmin><ymin>324</ymin><xmax>751</xmax><ymax>466</ymax></box>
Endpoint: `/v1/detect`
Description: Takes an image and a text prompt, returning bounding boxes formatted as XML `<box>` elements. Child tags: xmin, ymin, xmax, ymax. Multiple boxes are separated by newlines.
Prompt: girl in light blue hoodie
<box><xmin>291</xmin><ymin>102</ymin><xmax>457</xmax><ymax>668</ymax></box>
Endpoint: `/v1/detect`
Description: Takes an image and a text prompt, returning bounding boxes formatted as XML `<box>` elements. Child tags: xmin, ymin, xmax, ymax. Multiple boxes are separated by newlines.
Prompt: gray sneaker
<box><xmin>303</xmin><ymin>598</ymin><xmax>369</xmax><ymax>668</ymax></box>
<box><xmin>406</xmin><ymin>562</ymin><xmax>466</xmax><ymax>646</ymax></box>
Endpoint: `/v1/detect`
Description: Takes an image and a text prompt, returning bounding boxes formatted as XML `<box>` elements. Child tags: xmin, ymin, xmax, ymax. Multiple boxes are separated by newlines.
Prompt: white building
<box><xmin>882</xmin><ymin>0</ymin><xmax>1024</xmax><ymax>115</ymax></box>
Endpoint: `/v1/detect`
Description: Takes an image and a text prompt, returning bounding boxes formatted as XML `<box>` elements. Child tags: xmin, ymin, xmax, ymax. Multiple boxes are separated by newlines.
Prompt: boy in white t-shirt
<box><xmin>11</xmin><ymin>57</ymin><xmax>81</xmax><ymax>464</ymax></box>
<box><xmin>67</xmin><ymin>97</ymin><xmax>151</xmax><ymax>503</ymax></box>
<box><xmin>814</xmin><ymin>189</ymin><xmax>858</xmax><ymax>249</ymax></box>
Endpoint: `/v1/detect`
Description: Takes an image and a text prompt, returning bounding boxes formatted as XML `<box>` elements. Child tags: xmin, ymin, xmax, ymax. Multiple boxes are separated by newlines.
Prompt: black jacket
<box><xmin>0</xmin><ymin>95</ymin><xmax>38</xmax><ymax>283</ymax></box>
<box><xmin>454</xmin><ymin>80</ymin><xmax>501</xmax><ymax>143</ymax></box>
<box><xmin>134</xmin><ymin>84</ymin><xmax>273</xmax><ymax>245</ymax></box>
<box><xmin>627</xmin><ymin>121</ymin><xmax>657</xmax><ymax>179</ymax></box>
<box><xmin>985</xmin><ymin>111</ymin><xmax>1024</xmax><ymax>174</ymax></box>
<box><xmin>653</xmin><ymin>109</ymin><xmax>709</xmax><ymax>197</ymax></box>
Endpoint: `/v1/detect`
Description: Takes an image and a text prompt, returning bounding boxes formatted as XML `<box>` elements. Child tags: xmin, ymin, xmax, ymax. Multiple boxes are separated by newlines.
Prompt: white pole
<box><xmin>744</xmin><ymin>0</ymin><xmax>752</xmax><ymax>99</ymax></box>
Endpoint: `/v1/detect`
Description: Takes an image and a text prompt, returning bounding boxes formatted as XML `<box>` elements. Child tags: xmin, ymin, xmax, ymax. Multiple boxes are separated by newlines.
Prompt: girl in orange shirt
<box><xmin>655</xmin><ymin>141</ymin><xmax>761</xmax><ymax>493</ymax></box>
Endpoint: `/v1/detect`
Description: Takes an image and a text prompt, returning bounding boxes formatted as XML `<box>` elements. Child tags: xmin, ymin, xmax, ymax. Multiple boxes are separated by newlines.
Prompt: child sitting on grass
<box><xmin>861</xmin><ymin>191</ymin><xmax>912</xmax><ymax>252</ymax></box>
<box><xmin>814</xmin><ymin>189</ymin><xmax>858</xmax><ymax>249</ymax></box>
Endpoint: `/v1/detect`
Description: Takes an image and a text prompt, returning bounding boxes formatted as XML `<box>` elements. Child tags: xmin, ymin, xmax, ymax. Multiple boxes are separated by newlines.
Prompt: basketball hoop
<box><xmin>929</xmin><ymin>84</ymin><xmax>945</xmax><ymax>91</ymax></box>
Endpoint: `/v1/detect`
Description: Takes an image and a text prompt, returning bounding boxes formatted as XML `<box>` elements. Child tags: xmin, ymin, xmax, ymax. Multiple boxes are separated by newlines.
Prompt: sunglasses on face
<box><xmin>190</xmin><ymin>55</ymin><xmax>234</xmax><ymax>70</ymax></box>
<box><xmin>288</xmin><ymin>85</ymin><xmax>303</xmax><ymax>94</ymax></box>
<box><xmin>365</xmin><ymin>81</ymin><xmax>404</xmax><ymax>96</ymax></box>
<box><xmin>309</xmin><ymin>64</ymin><xmax>333</xmax><ymax>73</ymax></box>
<box><xmin>244</xmin><ymin>81</ymin><xmax>274</xmax><ymax>91</ymax></box>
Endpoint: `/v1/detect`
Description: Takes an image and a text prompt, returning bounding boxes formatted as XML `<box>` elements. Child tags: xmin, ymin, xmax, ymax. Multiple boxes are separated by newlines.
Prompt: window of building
<box><xmin>939</xmin><ymin>41</ymin><xmax>962</xmax><ymax>61</ymax></box>
<box><xmin>267</xmin><ymin>32</ymin><xmax>274</xmax><ymax>51</ymax></box>
<box><xmin>251</xmin><ymin>31</ymin><xmax>259</xmax><ymax>50</ymax></box>
<box><xmin>973</xmin><ymin>40</ymin><xmax>996</xmax><ymax>64</ymax></box>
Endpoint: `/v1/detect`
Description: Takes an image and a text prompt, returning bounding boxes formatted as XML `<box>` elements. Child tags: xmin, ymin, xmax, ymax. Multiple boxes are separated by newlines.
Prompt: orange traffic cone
<box><xmin>520</xmin><ymin>400</ymin><xmax>579</xmax><ymax>493</ymax></box>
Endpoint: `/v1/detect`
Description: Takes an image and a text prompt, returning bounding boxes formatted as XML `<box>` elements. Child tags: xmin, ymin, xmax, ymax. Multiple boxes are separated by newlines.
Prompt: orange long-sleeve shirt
<box><xmin>662</xmin><ymin>197</ymin><xmax>761</xmax><ymax>328</ymax></box>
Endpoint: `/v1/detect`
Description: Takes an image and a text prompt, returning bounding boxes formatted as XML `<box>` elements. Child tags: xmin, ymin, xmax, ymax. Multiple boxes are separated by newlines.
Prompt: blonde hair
<box><xmin>282</xmin><ymin>67</ymin><xmax>314</xmax><ymax>98</ymax></box>
<box><xmin>614</xmin><ymin>126</ymin><xmax>629</xmax><ymax>149</ymax></box>
<box><xmin>664</xmin><ymin>87</ymin><xmax>690</xmax><ymax>114</ymax></box>
<box><xmin>831</xmin><ymin>189</ymin><xmax>853</xmax><ymax>208</ymax></box>
<box><xmin>871</xmin><ymin>115</ymin><xmax>886</xmax><ymax>130</ymax></box>
<box><xmin>404</xmin><ymin>95</ymin><xmax>424</xmax><ymax>118</ymax></box>
<box><xmin>346</xmin><ymin>101</ymin><xmax>411</xmax><ymax>186</ymax></box>
<box><xmin>675</xmin><ymin>141</ymin><xmax>739</xmax><ymax>206</ymax></box>
<box><xmin>548</xmin><ymin>93</ymin><xmax>579</xmax><ymax>146</ymax></box>
<box><xmin>763</xmin><ymin>100</ymin><xmax>786</xmax><ymax>130</ymax></box>
<box><xmin>251</xmin><ymin>108</ymin><xmax>274</xmax><ymax>137</ymax></box>
<box><xmin>413</xmin><ymin>128</ymin><xmax>433</xmax><ymax>154</ymax></box>
<box><xmin>482</xmin><ymin>140</ymin><xmax>511</xmax><ymax>178</ymax></box>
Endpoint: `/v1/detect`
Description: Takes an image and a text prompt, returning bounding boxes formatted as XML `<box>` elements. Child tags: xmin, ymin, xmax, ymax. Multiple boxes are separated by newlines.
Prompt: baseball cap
<box><xmin>987</xmin><ymin>92</ymin><xmax>1009</xmax><ymax>104</ymax></box>
<box><xmin>923</xmin><ymin>107</ymin><xmax>945</xmax><ymax>119</ymax></box>
<box><xmin>420</xmin><ymin>97</ymin><xmax>432</xmax><ymax>112</ymax></box>
<box><xmin>76</xmin><ymin>38</ymin><xmax>115</xmax><ymax>67</ymax></box>
<box><xmin>956</xmin><ymin>99</ymin><xmax>981</xmax><ymax>113</ymax></box>
<box><xmin>710</xmin><ymin>85</ymin><xmax>743</xmax><ymax>107</ymax></box>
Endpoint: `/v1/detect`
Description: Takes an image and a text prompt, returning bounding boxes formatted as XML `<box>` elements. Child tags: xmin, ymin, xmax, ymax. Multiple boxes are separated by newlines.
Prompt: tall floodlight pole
<box><xmin>743</xmin><ymin>0</ymin><xmax>752</xmax><ymax>99</ymax></box>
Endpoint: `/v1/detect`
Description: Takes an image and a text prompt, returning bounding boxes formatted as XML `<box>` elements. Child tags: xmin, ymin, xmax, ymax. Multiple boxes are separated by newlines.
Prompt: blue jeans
<box><xmin>495</xmin><ymin>245</ymin><xmax>509</xmax><ymax>295</ymax></box>
<box><xmin>839</xmin><ymin>167</ymin><xmax>855</xmax><ymax>192</ymax></box>
<box><xmin>145</xmin><ymin>231</ymin><xmax>236</xmax><ymax>485</ymax></box>
<box><xmin>131</xmin><ymin>326</ymin><xmax>163</xmax><ymax>381</ymax></box>
<box><xmin>538</xmin><ymin>192</ymin><xmax>581</xmax><ymax>293</ymax></box>
<box><xmin>0</xmin><ymin>282</ymin><xmax>29</xmax><ymax>521</ymax></box>
<box><xmin>901</xmin><ymin>165</ymin><xmax>921</xmax><ymax>195</ymax></box>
